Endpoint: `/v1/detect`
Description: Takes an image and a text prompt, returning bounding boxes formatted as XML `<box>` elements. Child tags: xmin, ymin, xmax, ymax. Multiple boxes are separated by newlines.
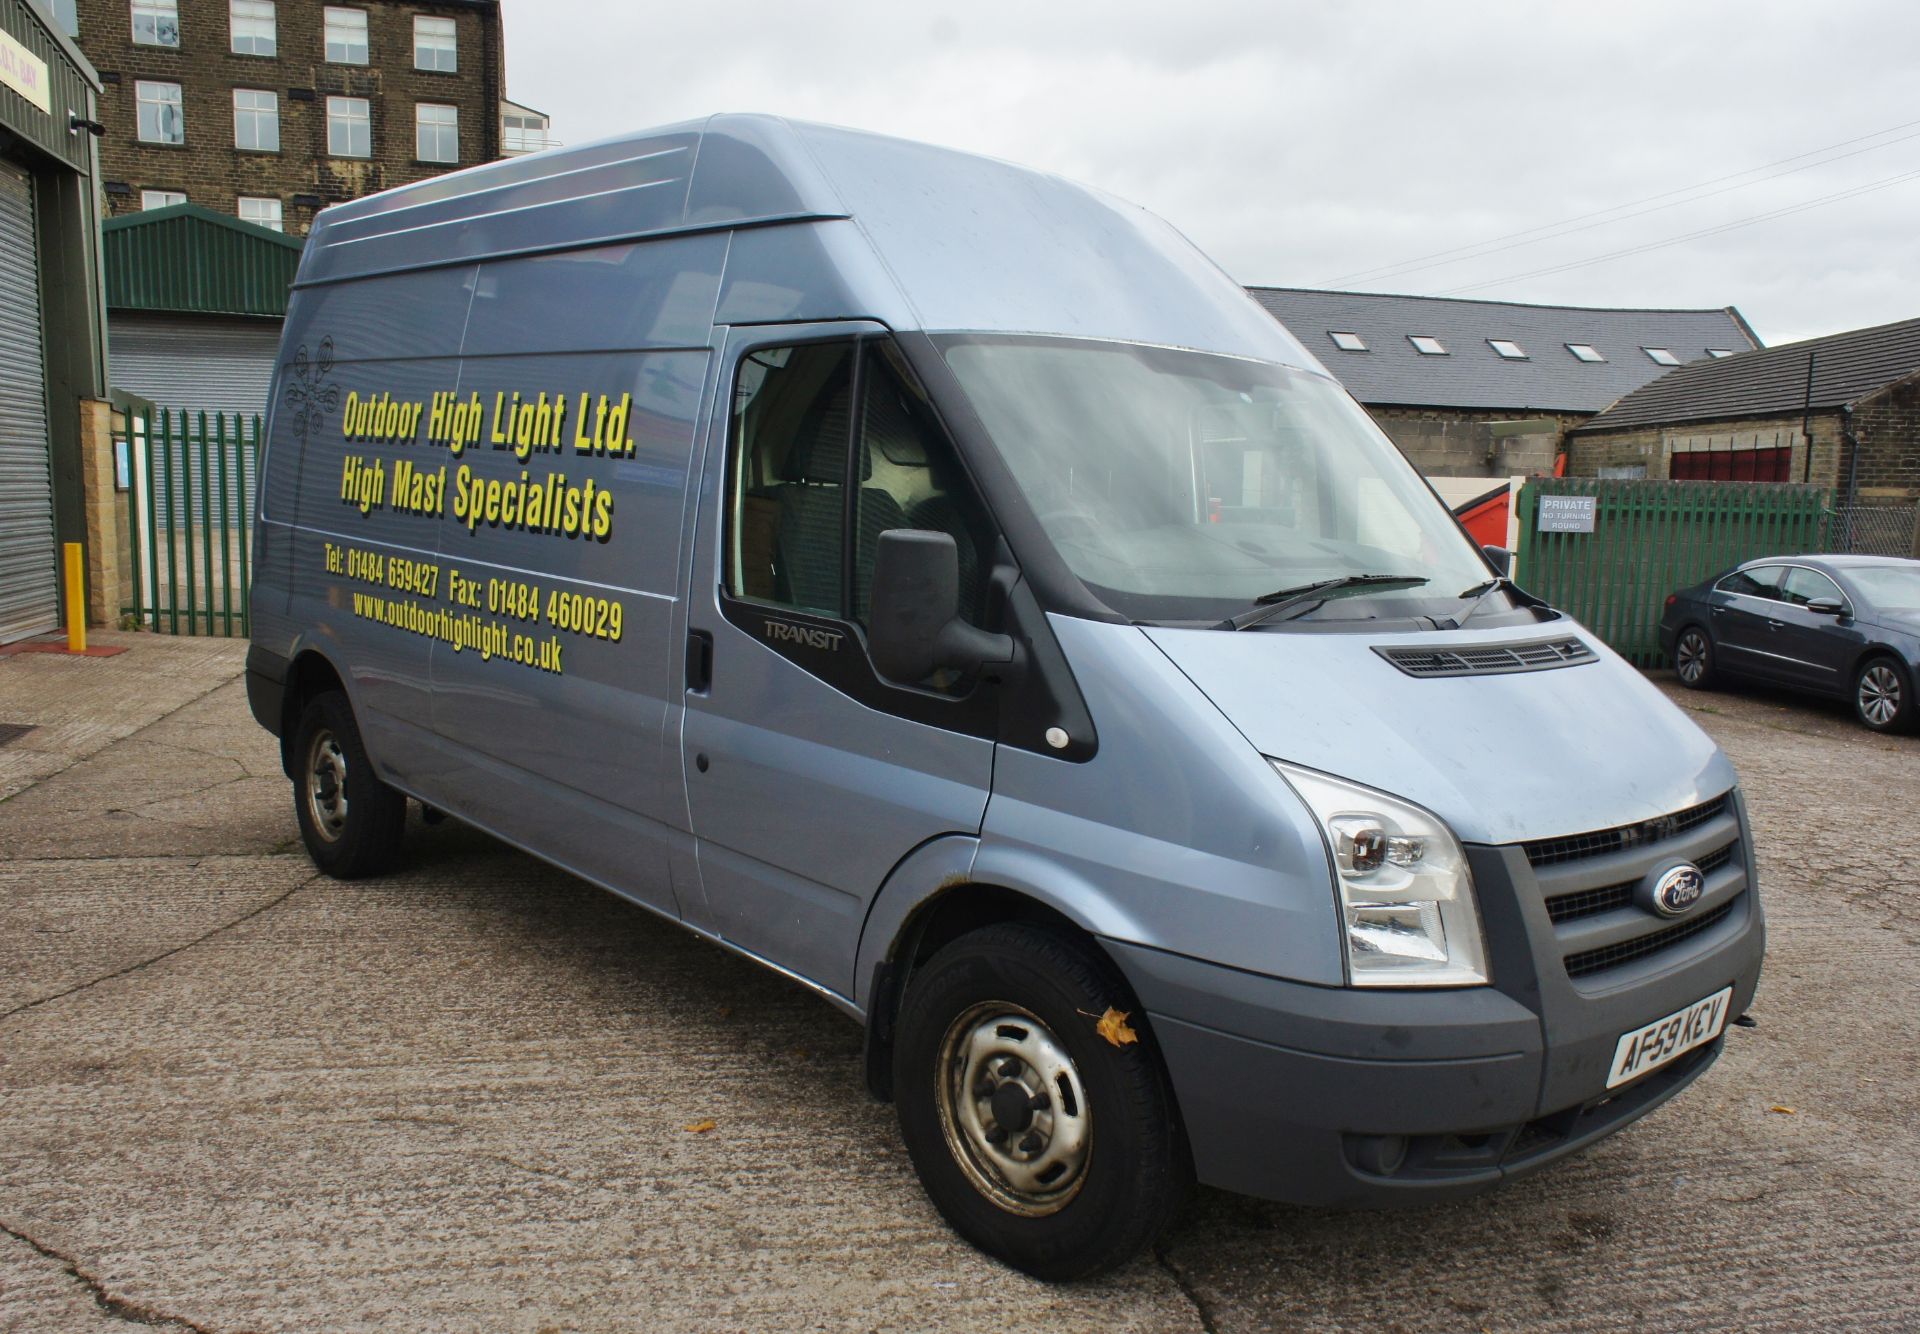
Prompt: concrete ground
<box><xmin>0</xmin><ymin>633</ymin><xmax>1914</xmax><ymax>1332</ymax></box>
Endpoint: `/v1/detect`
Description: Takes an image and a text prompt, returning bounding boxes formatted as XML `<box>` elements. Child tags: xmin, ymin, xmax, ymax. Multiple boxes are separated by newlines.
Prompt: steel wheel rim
<box><xmin>935</xmin><ymin>1002</ymin><xmax>1092</xmax><ymax>1217</ymax></box>
<box><xmin>1859</xmin><ymin>665</ymin><xmax>1901</xmax><ymax>726</ymax></box>
<box><xmin>1677</xmin><ymin>632</ymin><xmax>1707</xmax><ymax>683</ymax></box>
<box><xmin>304</xmin><ymin>728</ymin><xmax>349</xmax><ymax>842</ymax></box>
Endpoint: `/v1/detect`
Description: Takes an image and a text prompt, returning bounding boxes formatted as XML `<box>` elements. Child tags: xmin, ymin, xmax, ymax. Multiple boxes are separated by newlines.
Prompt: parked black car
<box><xmin>1659</xmin><ymin>555</ymin><xmax>1920</xmax><ymax>732</ymax></box>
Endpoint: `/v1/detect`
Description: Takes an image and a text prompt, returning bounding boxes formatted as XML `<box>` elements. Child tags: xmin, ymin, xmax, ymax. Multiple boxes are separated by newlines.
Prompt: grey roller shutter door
<box><xmin>109</xmin><ymin>315</ymin><xmax>279</xmax><ymax>418</ymax></box>
<box><xmin>0</xmin><ymin>162</ymin><xmax>58</xmax><ymax>645</ymax></box>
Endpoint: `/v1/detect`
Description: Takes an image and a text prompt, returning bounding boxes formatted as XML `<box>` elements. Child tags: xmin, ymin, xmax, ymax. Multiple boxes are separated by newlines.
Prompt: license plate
<box><xmin>1606</xmin><ymin>986</ymin><xmax>1733</xmax><ymax>1089</ymax></box>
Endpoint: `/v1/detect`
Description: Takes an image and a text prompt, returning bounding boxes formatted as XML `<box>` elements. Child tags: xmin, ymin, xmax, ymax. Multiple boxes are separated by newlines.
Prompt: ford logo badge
<box><xmin>1650</xmin><ymin>864</ymin><xmax>1706</xmax><ymax>917</ymax></box>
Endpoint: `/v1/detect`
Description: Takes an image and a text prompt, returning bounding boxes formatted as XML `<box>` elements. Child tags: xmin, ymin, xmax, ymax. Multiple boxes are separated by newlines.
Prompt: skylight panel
<box><xmin>1643</xmin><ymin>347</ymin><xmax>1681</xmax><ymax>366</ymax></box>
<box><xmin>1488</xmin><ymin>339</ymin><xmax>1527</xmax><ymax>360</ymax></box>
<box><xmin>1329</xmin><ymin>331</ymin><xmax>1367</xmax><ymax>352</ymax></box>
<box><xmin>1566</xmin><ymin>343</ymin><xmax>1605</xmax><ymax>363</ymax></box>
<box><xmin>1707</xmin><ymin>349</ymin><xmax>1734</xmax><ymax>358</ymax></box>
<box><xmin>1408</xmin><ymin>335</ymin><xmax>1447</xmax><ymax>356</ymax></box>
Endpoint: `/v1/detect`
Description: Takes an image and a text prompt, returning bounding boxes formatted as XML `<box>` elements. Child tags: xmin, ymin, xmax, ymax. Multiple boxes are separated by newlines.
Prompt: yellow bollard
<box><xmin>63</xmin><ymin>542</ymin><xmax>86</xmax><ymax>654</ymax></box>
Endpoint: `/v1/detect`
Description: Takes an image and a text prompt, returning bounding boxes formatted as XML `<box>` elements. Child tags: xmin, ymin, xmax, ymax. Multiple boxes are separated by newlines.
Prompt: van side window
<box><xmin>726</xmin><ymin>341</ymin><xmax>855</xmax><ymax>616</ymax></box>
<box><xmin>725</xmin><ymin>339</ymin><xmax>992</xmax><ymax>635</ymax></box>
<box><xmin>853</xmin><ymin>342</ymin><xmax>992</xmax><ymax>628</ymax></box>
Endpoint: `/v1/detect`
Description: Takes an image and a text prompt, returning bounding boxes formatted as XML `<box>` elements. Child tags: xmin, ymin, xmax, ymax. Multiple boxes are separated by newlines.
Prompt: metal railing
<box><xmin>118</xmin><ymin>408</ymin><xmax>261</xmax><ymax>637</ymax></box>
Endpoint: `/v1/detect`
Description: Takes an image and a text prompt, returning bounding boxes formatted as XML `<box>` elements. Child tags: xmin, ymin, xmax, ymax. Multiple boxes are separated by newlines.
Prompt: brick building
<box><xmin>1248</xmin><ymin>287</ymin><xmax>1760</xmax><ymax>478</ymax></box>
<box><xmin>1567</xmin><ymin>317</ymin><xmax>1920</xmax><ymax>553</ymax></box>
<box><xmin>67</xmin><ymin>0</ymin><xmax>503</xmax><ymax>234</ymax></box>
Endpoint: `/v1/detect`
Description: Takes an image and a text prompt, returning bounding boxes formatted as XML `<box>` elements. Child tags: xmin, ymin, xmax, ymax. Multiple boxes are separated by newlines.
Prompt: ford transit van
<box><xmin>248</xmin><ymin>114</ymin><xmax>1764</xmax><ymax>1279</ymax></box>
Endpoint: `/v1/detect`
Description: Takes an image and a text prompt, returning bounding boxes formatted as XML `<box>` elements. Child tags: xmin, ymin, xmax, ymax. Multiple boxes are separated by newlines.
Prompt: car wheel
<box><xmin>892</xmin><ymin>922</ymin><xmax>1192</xmax><ymax>1280</ymax></box>
<box><xmin>1853</xmin><ymin>655</ymin><xmax>1914</xmax><ymax>733</ymax></box>
<box><xmin>291</xmin><ymin>690</ymin><xmax>406</xmax><ymax>878</ymax></box>
<box><xmin>1674</xmin><ymin>625</ymin><xmax>1716</xmax><ymax>689</ymax></box>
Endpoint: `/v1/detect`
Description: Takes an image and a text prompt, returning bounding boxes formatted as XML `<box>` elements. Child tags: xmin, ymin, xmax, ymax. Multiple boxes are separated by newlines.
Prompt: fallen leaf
<box><xmin>1095</xmin><ymin>1007</ymin><xmax>1138</xmax><ymax>1048</ymax></box>
<box><xmin>684</xmin><ymin>1119</ymin><xmax>717</xmax><ymax>1134</ymax></box>
<box><xmin>1768</xmin><ymin>1105</ymin><xmax>1795</xmax><ymax>1115</ymax></box>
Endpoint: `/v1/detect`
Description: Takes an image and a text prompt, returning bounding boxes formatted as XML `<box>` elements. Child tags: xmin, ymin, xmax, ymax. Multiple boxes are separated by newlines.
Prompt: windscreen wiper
<box><xmin>1217</xmin><ymin>574</ymin><xmax>1430</xmax><ymax>631</ymax></box>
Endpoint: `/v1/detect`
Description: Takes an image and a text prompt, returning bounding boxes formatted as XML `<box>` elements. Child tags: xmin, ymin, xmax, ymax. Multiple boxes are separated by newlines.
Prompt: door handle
<box><xmin>685</xmin><ymin>629</ymin><xmax>713</xmax><ymax>693</ymax></box>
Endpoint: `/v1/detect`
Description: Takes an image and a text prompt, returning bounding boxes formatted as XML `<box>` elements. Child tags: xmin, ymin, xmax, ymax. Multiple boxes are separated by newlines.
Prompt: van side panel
<box><xmin>266</xmin><ymin>266</ymin><xmax>478</xmax><ymax>756</ymax></box>
<box><xmin>416</xmin><ymin>234</ymin><xmax>725</xmax><ymax>911</ymax></box>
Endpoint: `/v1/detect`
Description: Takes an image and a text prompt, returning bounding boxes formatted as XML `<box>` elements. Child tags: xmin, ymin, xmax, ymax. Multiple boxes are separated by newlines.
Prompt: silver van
<box><xmin>248</xmin><ymin>114</ymin><xmax>1765</xmax><ymax>1279</ymax></box>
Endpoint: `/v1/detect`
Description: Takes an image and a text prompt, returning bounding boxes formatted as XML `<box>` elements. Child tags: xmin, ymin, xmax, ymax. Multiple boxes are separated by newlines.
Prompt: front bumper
<box><xmin>1108</xmin><ymin>801</ymin><xmax>1766</xmax><ymax>1208</ymax></box>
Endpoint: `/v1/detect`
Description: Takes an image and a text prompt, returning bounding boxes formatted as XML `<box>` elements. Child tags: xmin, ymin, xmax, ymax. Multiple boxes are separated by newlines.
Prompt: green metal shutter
<box><xmin>0</xmin><ymin>161</ymin><xmax>59</xmax><ymax>645</ymax></box>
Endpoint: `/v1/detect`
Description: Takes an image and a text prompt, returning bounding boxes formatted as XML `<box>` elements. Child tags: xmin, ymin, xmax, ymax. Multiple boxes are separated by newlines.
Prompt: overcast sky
<box><xmin>500</xmin><ymin>2</ymin><xmax>1920</xmax><ymax>348</ymax></box>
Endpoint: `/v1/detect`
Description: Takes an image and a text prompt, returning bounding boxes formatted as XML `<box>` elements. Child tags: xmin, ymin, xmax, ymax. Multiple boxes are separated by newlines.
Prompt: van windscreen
<box><xmin>936</xmin><ymin>335</ymin><xmax>1491</xmax><ymax>625</ymax></box>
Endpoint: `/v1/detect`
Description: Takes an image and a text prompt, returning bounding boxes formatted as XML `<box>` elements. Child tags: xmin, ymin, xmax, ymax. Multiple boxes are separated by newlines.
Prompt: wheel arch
<box><xmin>856</xmin><ymin>838</ymin><xmax>1153</xmax><ymax>1102</ymax></box>
<box><xmin>278</xmin><ymin>646</ymin><xmax>350</xmax><ymax>779</ymax></box>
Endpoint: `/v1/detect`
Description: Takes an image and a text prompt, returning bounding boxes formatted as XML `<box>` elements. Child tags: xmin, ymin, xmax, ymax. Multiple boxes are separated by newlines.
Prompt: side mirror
<box><xmin>869</xmin><ymin>530</ymin><xmax>1015</xmax><ymax>684</ymax></box>
<box><xmin>1806</xmin><ymin>596</ymin><xmax>1846</xmax><ymax>616</ymax></box>
<box><xmin>1482</xmin><ymin>545</ymin><xmax>1512</xmax><ymax>576</ymax></box>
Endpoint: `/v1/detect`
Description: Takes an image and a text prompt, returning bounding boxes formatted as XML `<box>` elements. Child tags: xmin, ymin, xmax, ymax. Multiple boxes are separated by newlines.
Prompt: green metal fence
<box><xmin>1515</xmin><ymin>478</ymin><xmax>1833</xmax><ymax>667</ymax></box>
<box><xmin>119</xmin><ymin>409</ymin><xmax>262</xmax><ymax>637</ymax></box>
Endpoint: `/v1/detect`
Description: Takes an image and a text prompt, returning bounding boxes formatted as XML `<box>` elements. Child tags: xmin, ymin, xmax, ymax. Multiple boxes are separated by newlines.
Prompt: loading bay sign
<box><xmin>1538</xmin><ymin>495</ymin><xmax>1598</xmax><ymax>533</ymax></box>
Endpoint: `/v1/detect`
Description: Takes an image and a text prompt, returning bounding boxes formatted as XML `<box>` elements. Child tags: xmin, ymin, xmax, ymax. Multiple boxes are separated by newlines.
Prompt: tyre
<box><xmin>892</xmin><ymin>922</ymin><xmax>1191</xmax><ymax>1280</ymax></box>
<box><xmin>1674</xmin><ymin>625</ymin><xmax>1716</xmax><ymax>689</ymax></box>
<box><xmin>1853</xmin><ymin>655</ymin><xmax>1914</xmax><ymax>733</ymax></box>
<box><xmin>290</xmin><ymin>690</ymin><xmax>406</xmax><ymax>878</ymax></box>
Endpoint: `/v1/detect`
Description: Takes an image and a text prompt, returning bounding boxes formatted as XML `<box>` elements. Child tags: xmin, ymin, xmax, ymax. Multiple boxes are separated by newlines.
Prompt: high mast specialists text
<box><xmin>337</xmin><ymin>389</ymin><xmax>633</xmax><ymax>541</ymax></box>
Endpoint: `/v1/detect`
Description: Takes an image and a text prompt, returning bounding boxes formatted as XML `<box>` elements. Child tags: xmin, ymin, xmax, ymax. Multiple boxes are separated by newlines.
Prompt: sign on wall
<box><xmin>1537</xmin><ymin>494</ymin><xmax>1597</xmax><ymax>533</ymax></box>
<box><xmin>0</xmin><ymin>29</ymin><xmax>50</xmax><ymax>116</ymax></box>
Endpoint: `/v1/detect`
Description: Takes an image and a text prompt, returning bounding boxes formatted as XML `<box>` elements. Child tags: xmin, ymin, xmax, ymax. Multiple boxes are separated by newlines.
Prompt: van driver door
<box><xmin>679</xmin><ymin>324</ymin><xmax>1000</xmax><ymax>1003</ymax></box>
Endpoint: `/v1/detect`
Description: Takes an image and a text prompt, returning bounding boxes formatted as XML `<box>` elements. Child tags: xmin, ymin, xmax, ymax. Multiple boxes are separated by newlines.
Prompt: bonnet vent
<box><xmin>1374</xmin><ymin>637</ymin><xmax>1596</xmax><ymax>679</ymax></box>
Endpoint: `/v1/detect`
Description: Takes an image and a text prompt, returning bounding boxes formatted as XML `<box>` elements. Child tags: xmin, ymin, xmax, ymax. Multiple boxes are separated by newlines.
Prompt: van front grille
<box><xmin>1524</xmin><ymin>795</ymin><xmax>1729</xmax><ymax>868</ymax></box>
<box><xmin>1564</xmin><ymin>897</ymin><xmax>1740</xmax><ymax>979</ymax></box>
<box><xmin>1544</xmin><ymin>840</ymin><xmax>1737</xmax><ymax>924</ymax></box>
<box><xmin>1375</xmin><ymin>637</ymin><xmax>1595</xmax><ymax>679</ymax></box>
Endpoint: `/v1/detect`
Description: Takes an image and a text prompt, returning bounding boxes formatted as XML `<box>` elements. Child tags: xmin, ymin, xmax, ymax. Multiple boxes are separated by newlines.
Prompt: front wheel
<box><xmin>291</xmin><ymin>690</ymin><xmax>406</xmax><ymax>878</ymax></box>
<box><xmin>1854</xmin><ymin>656</ymin><xmax>1914</xmax><ymax>733</ymax></box>
<box><xmin>893</xmin><ymin>923</ymin><xmax>1191</xmax><ymax>1280</ymax></box>
<box><xmin>1674</xmin><ymin>625</ymin><xmax>1716</xmax><ymax>689</ymax></box>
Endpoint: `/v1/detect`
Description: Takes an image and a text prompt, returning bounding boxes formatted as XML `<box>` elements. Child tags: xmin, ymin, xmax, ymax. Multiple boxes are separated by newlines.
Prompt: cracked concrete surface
<box><xmin>0</xmin><ymin>635</ymin><xmax>1915</xmax><ymax>1331</ymax></box>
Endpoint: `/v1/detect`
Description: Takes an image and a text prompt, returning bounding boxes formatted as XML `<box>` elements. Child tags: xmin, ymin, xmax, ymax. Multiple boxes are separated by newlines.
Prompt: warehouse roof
<box><xmin>1247</xmin><ymin>287</ymin><xmax>1759</xmax><ymax>413</ymax></box>
<box><xmin>1575</xmin><ymin>315</ymin><xmax>1920</xmax><ymax>433</ymax></box>
<box><xmin>103</xmin><ymin>205</ymin><xmax>304</xmax><ymax>318</ymax></box>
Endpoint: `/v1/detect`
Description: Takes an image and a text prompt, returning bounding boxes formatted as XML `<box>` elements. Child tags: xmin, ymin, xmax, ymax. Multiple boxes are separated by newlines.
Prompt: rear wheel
<box><xmin>1853</xmin><ymin>655</ymin><xmax>1913</xmax><ymax>733</ymax></box>
<box><xmin>1674</xmin><ymin>625</ymin><xmax>1716</xmax><ymax>689</ymax></box>
<box><xmin>893</xmin><ymin>922</ymin><xmax>1191</xmax><ymax>1280</ymax></box>
<box><xmin>291</xmin><ymin>691</ymin><xmax>406</xmax><ymax>878</ymax></box>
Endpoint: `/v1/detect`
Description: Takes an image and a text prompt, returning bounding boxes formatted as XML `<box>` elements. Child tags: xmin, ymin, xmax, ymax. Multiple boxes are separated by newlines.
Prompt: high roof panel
<box><xmin>1248</xmin><ymin>287</ymin><xmax>1759</xmax><ymax>413</ymax></box>
<box><xmin>1575</xmin><ymin>316</ymin><xmax>1920</xmax><ymax>433</ymax></box>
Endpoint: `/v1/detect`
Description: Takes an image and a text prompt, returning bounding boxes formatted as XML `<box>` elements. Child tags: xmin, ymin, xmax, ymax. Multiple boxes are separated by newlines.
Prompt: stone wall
<box><xmin>1364</xmin><ymin>407</ymin><xmax>1581</xmax><ymax>478</ymax></box>
<box><xmin>1568</xmin><ymin>412</ymin><xmax>1847</xmax><ymax>486</ymax></box>
<box><xmin>1846</xmin><ymin>371</ymin><xmax>1920</xmax><ymax>501</ymax></box>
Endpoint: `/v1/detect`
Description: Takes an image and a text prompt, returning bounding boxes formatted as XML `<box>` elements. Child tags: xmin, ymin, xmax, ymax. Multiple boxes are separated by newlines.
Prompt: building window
<box><xmin>502</xmin><ymin>110</ymin><xmax>552</xmax><ymax>155</ymax></box>
<box><xmin>136</xmin><ymin>81</ymin><xmax>184</xmax><ymax>144</ymax></box>
<box><xmin>131</xmin><ymin>0</ymin><xmax>179</xmax><ymax>46</ymax></box>
<box><xmin>1408</xmin><ymin>335</ymin><xmax>1447</xmax><ymax>356</ymax></box>
<box><xmin>229</xmin><ymin>0</ymin><xmax>276</xmax><ymax>55</ymax></box>
<box><xmin>416</xmin><ymin>103</ymin><xmax>458</xmax><ymax>163</ymax></box>
<box><xmin>233</xmin><ymin>89</ymin><xmax>280</xmax><ymax>152</ymax></box>
<box><xmin>327</xmin><ymin>95</ymin><xmax>371</xmax><ymax>157</ymax></box>
<box><xmin>1328</xmin><ymin>331</ymin><xmax>1367</xmax><ymax>352</ymax></box>
<box><xmin>1643</xmin><ymin>347</ymin><xmax>1680</xmax><ymax>367</ymax></box>
<box><xmin>324</xmin><ymin>6</ymin><xmax>368</xmax><ymax>63</ymax></box>
<box><xmin>414</xmin><ymin>15</ymin><xmax>456</xmax><ymax>71</ymax></box>
<box><xmin>1671</xmin><ymin>447</ymin><xmax>1790</xmax><ymax>482</ymax></box>
<box><xmin>141</xmin><ymin>189</ymin><xmax>186</xmax><ymax>210</ymax></box>
<box><xmin>1707</xmin><ymin>349</ymin><xmax>1735</xmax><ymax>358</ymax></box>
<box><xmin>1488</xmin><ymin>339</ymin><xmax>1528</xmax><ymax>359</ymax></box>
<box><xmin>1566</xmin><ymin>343</ymin><xmax>1605</xmax><ymax>363</ymax></box>
<box><xmin>238</xmin><ymin>196</ymin><xmax>284</xmax><ymax>231</ymax></box>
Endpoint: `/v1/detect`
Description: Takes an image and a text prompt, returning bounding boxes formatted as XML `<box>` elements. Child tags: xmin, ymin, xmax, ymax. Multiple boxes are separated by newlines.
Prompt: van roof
<box><xmin>296</xmin><ymin>113</ymin><xmax>1316</xmax><ymax>367</ymax></box>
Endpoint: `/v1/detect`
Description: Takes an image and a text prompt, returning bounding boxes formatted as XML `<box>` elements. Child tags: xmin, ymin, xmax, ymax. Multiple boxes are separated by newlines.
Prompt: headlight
<box><xmin>1271</xmin><ymin>760</ymin><xmax>1488</xmax><ymax>987</ymax></box>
